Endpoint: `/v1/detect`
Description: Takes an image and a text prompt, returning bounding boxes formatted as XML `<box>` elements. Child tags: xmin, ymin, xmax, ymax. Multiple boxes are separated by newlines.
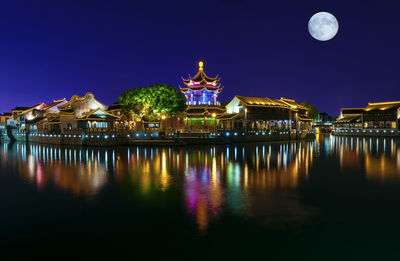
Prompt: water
<box><xmin>0</xmin><ymin>135</ymin><xmax>399</xmax><ymax>260</ymax></box>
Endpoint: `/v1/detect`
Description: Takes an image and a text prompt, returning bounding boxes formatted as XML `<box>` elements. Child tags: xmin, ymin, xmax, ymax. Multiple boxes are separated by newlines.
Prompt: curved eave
<box><xmin>246</xmin><ymin>104</ymin><xmax>291</xmax><ymax>109</ymax></box>
<box><xmin>182</xmin><ymin>70</ymin><xmax>220</xmax><ymax>83</ymax></box>
<box><xmin>179</xmin><ymin>86</ymin><xmax>223</xmax><ymax>93</ymax></box>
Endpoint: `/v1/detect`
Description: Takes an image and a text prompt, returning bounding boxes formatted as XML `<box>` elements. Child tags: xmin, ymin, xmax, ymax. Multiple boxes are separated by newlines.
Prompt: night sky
<box><xmin>1</xmin><ymin>0</ymin><xmax>399</xmax><ymax>115</ymax></box>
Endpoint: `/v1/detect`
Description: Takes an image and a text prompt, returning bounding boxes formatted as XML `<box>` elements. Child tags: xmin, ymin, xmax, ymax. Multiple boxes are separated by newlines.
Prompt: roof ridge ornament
<box><xmin>199</xmin><ymin>61</ymin><xmax>204</xmax><ymax>71</ymax></box>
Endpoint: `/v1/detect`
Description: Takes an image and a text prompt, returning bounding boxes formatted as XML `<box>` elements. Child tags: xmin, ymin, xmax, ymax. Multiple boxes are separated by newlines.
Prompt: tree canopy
<box><xmin>300</xmin><ymin>101</ymin><xmax>319</xmax><ymax>121</ymax></box>
<box><xmin>118</xmin><ymin>84</ymin><xmax>186</xmax><ymax>120</ymax></box>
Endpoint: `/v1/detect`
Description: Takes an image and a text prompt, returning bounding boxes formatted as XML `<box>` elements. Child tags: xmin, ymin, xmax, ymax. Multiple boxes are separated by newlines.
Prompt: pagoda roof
<box><xmin>180</xmin><ymin>61</ymin><xmax>223</xmax><ymax>92</ymax></box>
<box><xmin>235</xmin><ymin>96</ymin><xmax>290</xmax><ymax>108</ymax></box>
<box><xmin>364</xmin><ymin>101</ymin><xmax>400</xmax><ymax>111</ymax></box>
<box><xmin>40</xmin><ymin>98</ymin><xmax>66</xmax><ymax>111</ymax></box>
<box><xmin>279</xmin><ymin>98</ymin><xmax>308</xmax><ymax>111</ymax></box>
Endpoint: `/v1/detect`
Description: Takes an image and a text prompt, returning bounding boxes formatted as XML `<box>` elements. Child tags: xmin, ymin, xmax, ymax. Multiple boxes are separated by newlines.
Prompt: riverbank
<box><xmin>332</xmin><ymin>129</ymin><xmax>399</xmax><ymax>137</ymax></box>
<box><xmin>1</xmin><ymin>131</ymin><xmax>316</xmax><ymax>147</ymax></box>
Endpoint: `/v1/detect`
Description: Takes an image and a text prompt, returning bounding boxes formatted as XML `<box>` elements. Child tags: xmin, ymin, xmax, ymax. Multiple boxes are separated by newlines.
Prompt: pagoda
<box><xmin>180</xmin><ymin>61</ymin><xmax>223</xmax><ymax>106</ymax></box>
<box><xmin>180</xmin><ymin>61</ymin><xmax>225</xmax><ymax>130</ymax></box>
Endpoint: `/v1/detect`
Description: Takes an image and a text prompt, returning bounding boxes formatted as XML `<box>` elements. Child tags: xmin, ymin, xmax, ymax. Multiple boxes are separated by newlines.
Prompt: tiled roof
<box><xmin>364</xmin><ymin>101</ymin><xmax>400</xmax><ymax>111</ymax></box>
<box><xmin>235</xmin><ymin>96</ymin><xmax>290</xmax><ymax>108</ymax></box>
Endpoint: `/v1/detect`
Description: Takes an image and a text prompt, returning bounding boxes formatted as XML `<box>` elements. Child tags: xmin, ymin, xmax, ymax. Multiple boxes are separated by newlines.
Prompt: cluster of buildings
<box><xmin>2</xmin><ymin>93</ymin><xmax>122</xmax><ymax>136</ymax></box>
<box><xmin>333</xmin><ymin>101</ymin><xmax>400</xmax><ymax>136</ymax></box>
<box><xmin>177</xmin><ymin>61</ymin><xmax>313</xmax><ymax>135</ymax></box>
<box><xmin>1</xmin><ymin>61</ymin><xmax>314</xmax><ymax>142</ymax></box>
<box><xmin>3</xmin><ymin>61</ymin><xmax>398</xmax><ymax>143</ymax></box>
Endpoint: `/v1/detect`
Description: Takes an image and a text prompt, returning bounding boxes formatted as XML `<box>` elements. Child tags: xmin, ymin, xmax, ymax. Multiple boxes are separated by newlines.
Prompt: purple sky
<box><xmin>0</xmin><ymin>0</ymin><xmax>399</xmax><ymax>115</ymax></box>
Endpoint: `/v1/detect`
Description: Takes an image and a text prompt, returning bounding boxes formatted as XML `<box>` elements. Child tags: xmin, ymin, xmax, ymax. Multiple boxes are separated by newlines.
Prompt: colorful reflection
<box><xmin>116</xmin><ymin>142</ymin><xmax>315</xmax><ymax>232</ymax></box>
<box><xmin>2</xmin><ymin>135</ymin><xmax>398</xmax><ymax>233</ymax></box>
<box><xmin>1</xmin><ymin>143</ymin><xmax>109</xmax><ymax>197</ymax></box>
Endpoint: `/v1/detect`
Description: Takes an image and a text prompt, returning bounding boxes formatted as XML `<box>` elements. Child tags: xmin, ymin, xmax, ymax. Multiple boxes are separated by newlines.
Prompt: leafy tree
<box><xmin>119</xmin><ymin>84</ymin><xmax>186</xmax><ymax>120</ymax></box>
<box><xmin>300</xmin><ymin>101</ymin><xmax>319</xmax><ymax>121</ymax></box>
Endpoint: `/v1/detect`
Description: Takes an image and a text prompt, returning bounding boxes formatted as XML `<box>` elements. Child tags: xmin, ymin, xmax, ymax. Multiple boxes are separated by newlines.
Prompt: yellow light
<box><xmin>199</xmin><ymin>61</ymin><xmax>204</xmax><ymax>70</ymax></box>
<box><xmin>161</xmin><ymin>115</ymin><xmax>166</xmax><ymax>120</ymax></box>
<box><xmin>212</xmin><ymin>113</ymin><xmax>216</xmax><ymax>118</ymax></box>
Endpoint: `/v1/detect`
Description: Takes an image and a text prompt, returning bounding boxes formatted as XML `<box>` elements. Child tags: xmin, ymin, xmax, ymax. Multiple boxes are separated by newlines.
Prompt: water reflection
<box><xmin>331</xmin><ymin>136</ymin><xmax>400</xmax><ymax>182</ymax></box>
<box><xmin>1</xmin><ymin>135</ymin><xmax>399</xmax><ymax>233</ymax></box>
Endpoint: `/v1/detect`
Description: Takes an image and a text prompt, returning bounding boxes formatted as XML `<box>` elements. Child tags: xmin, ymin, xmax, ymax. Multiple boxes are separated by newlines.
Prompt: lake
<box><xmin>0</xmin><ymin>135</ymin><xmax>399</xmax><ymax>260</ymax></box>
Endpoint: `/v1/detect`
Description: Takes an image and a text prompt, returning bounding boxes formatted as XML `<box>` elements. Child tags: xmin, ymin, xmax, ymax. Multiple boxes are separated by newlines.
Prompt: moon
<box><xmin>308</xmin><ymin>12</ymin><xmax>339</xmax><ymax>41</ymax></box>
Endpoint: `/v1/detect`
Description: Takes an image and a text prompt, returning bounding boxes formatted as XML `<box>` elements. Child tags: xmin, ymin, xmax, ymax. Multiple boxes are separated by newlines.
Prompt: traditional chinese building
<box><xmin>333</xmin><ymin>101</ymin><xmax>400</xmax><ymax>136</ymax></box>
<box><xmin>56</xmin><ymin>93</ymin><xmax>120</xmax><ymax>134</ymax></box>
<box><xmin>219</xmin><ymin>96</ymin><xmax>312</xmax><ymax>133</ymax></box>
<box><xmin>334</xmin><ymin>108</ymin><xmax>363</xmax><ymax>131</ymax></box>
<box><xmin>16</xmin><ymin>100</ymin><xmax>67</xmax><ymax>133</ymax></box>
<box><xmin>179</xmin><ymin>61</ymin><xmax>225</xmax><ymax>131</ymax></box>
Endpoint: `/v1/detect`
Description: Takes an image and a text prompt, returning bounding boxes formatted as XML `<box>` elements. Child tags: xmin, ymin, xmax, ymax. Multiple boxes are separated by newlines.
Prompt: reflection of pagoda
<box><xmin>180</xmin><ymin>61</ymin><xmax>225</xmax><ymax>129</ymax></box>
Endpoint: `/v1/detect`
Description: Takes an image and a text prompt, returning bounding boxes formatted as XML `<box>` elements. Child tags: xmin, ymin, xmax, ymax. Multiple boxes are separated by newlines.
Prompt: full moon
<box><xmin>308</xmin><ymin>12</ymin><xmax>339</xmax><ymax>41</ymax></box>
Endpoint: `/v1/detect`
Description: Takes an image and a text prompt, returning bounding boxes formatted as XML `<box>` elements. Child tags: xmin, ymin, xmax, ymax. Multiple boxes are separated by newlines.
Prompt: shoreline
<box><xmin>1</xmin><ymin>132</ymin><xmax>317</xmax><ymax>147</ymax></box>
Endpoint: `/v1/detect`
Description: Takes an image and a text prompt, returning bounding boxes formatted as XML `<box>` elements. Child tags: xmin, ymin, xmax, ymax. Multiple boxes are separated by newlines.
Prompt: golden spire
<box><xmin>199</xmin><ymin>61</ymin><xmax>204</xmax><ymax>71</ymax></box>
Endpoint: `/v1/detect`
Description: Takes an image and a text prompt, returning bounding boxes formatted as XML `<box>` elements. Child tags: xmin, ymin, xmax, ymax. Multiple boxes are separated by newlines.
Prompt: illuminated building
<box><xmin>219</xmin><ymin>96</ymin><xmax>312</xmax><ymax>133</ymax></box>
<box><xmin>333</xmin><ymin>101</ymin><xmax>400</xmax><ymax>136</ymax></box>
<box><xmin>15</xmin><ymin>100</ymin><xmax>66</xmax><ymax>133</ymax></box>
<box><xmin>363</xmin><ymin>101</ymin><xmax>400</xmax><ymax>129</ymax></box>
<box><xmin>334</xmin><ymin>108</ymin><xmax>363</xmax><ymax>131</ymax></box>
<box><xmin>180</xmin><ymin>61</ymin><xmax>225</xmax><ymax>131</ymax></box>
<box><xmin>13</xmin><ymin>93</ymin><xmax>121</xmax><ymax>135</ymax></box>
<box><xmin>57</xmin><ymin>93</ymin><xmax>120</xmax><ymax>133</ymax></box>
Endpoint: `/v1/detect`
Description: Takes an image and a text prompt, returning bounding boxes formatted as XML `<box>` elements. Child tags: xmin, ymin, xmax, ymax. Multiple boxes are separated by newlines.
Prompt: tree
<box><xmin>300</xmin><ymin>101</ymin><xmax>319</xmax><ymax>121</ymax></box>
<box><xmin>118</xmin><ymin>84</ymin><xmax>186</xmax><ymax>120</ymax></box>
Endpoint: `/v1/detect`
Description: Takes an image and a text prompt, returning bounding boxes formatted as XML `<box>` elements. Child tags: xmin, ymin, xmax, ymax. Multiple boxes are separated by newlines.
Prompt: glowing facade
<box><xmin>333</xmin><ymin>100</ymin><xmax>400</xmax><ymax>136</ymax></box>
<box><xmin>180</xmin><ymin>61</ymin><xmax>222</xmax><ymax>106</ymax></box>
<box><xmin>220</xmin><ymin>96</ymin><xmax>312</xmax><ymax>132</ymax></box>
<box><xmin>180</xmin><ymin>62</ymin><xmax>225</xmax><ymax>130</ymax></box>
